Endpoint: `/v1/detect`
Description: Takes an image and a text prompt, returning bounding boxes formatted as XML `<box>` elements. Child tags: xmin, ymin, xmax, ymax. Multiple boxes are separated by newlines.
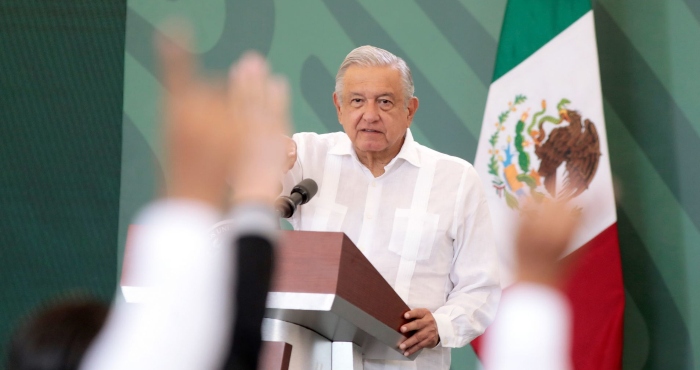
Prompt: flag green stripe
<box><xmin>492</xmin><ymin>0</ymin><xmax>591</xmax><ymax>82</ymax></box>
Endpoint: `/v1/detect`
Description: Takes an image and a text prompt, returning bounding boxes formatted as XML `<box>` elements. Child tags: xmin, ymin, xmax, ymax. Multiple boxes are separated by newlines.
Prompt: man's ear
<box><xmin>333</xmin><ymin>92</ymin><xmax>342</xmax><ymax>122</ymax></box>
<box><xmin>406</xmin><ymin>96</ymin><xmax>419</xmax><ymax>126</ymax></box>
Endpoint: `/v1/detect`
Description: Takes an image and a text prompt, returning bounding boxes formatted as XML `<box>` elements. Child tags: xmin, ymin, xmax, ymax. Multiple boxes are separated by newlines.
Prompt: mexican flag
<box><xmin>472</xmin><ymin>1</ymin><xmax>625</xmax><ymax>369</ymax></box>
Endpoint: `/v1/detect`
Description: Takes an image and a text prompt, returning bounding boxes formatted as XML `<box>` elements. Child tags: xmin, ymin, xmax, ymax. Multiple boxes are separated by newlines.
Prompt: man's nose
<box><xmin>362</xmin><ymin>101</ymin><xmax>380</xmax><ymax>122</ymax></box>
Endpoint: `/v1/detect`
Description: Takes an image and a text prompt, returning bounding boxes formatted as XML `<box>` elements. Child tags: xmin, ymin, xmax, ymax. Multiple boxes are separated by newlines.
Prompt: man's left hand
<box><xmin>398</xmin><ymin>308</ymin><xmax>440</xmax><ymax>356</ymax></box>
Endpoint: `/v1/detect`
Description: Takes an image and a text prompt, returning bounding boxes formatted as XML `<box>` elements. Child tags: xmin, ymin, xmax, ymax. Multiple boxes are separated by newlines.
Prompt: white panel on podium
<box><xmin>261</xmin><ymin>318</ymin><xmax>331</xmax><ymax>370</ymax></box>
<box><xmin>332</xmin><ymin>342</ymin><xmax>363</xmax><ymax>370</ymax></box>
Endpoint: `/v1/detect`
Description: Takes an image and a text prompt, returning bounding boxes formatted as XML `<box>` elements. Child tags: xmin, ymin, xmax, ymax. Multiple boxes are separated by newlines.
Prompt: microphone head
<box><xmin>292</xmin><ymin>178</ymin><xmax>318</xmax><ymax>204</ymax></box>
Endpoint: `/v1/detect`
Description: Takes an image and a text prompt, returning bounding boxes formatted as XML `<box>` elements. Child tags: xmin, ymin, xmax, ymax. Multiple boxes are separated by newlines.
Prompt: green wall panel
<box><xmin>0</xmin><ymin>1</ymin><xmax>125</xmax><ymax>366</ymax></box>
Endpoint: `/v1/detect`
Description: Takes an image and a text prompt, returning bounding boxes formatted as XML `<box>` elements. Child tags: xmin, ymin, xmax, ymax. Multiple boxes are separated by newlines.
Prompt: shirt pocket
<box><xmin>388</xmin><ymin>209</ymin><xmax>440</xmax><ymax>261</ymax></box>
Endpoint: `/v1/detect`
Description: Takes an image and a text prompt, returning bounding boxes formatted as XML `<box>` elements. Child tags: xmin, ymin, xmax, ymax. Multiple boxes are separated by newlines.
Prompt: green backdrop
<box><xmin>0</xmin><ymin>0</ymin><xmax>125</xmax><ymax>367</ymax></box>
<box><xmin>2</xmin><ymin>1</ymin><xmax>700</xmax><ymax>369</ymax></box>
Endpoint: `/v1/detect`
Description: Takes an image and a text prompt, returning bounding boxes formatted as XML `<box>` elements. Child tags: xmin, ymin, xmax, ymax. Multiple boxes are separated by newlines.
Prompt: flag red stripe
<box><xmin>564</xmin><ymin>222</ymin><xmax>625</xmax><ymax>370</ymax></box>
<box><xmin>472</xmin><ymin>223</ymin><xmax>625</xmax><ymax>370</ymax></box>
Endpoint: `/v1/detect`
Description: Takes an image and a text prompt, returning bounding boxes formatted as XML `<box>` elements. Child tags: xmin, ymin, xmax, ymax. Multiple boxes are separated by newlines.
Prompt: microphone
<box><xmin>276</xmin><ymin>178</ymin><xmax>318</xmax><ymax>218</ymax></box>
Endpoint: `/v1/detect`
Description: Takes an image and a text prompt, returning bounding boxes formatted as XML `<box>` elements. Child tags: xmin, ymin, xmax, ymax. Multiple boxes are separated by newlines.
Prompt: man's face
<box><xmin>333</xmin><ymin>65</ymin><xmax>419</xmax><ymax>159</ymax></box>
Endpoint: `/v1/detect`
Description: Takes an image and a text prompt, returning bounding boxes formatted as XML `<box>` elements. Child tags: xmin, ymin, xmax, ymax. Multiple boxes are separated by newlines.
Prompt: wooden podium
<box><xmin>260</xmin><ymin>231</ymin><xmax>420</xmax><ymax>370</ymax></box>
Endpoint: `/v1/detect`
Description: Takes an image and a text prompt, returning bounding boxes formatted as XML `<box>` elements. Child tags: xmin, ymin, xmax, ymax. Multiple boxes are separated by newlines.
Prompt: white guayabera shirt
<box><xmin>284</xmin><ymin>129</ymin><xmax>501</xmax><ymax>370</ymax></box>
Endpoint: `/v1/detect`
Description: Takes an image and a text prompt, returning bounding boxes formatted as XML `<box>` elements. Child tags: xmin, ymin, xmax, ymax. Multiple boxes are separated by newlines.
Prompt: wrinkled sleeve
<box><xmin>432</xmin><ymin>165</ymin><xmax>501</xmax><ymax>348</ymax></box>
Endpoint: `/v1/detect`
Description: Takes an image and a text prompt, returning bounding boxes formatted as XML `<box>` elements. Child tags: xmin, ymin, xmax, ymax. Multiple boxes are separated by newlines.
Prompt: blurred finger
<box><xmin>516</xmin><ymin>200</ymin><xmax>581</xmax><ymax>285</ymax></box>
<box><xmin>521</xmin><ymin>201</ymin><xmax>578</xmax><ymax>249</ymax></box>
<box><xmin>267</xmin><ymin>76</ymin><xmax>291</xmax><ymax>135</ymax></box>
<box><xmin>230</xmin><ymin>52</ymin><xmax>269</xmax><ymax>113</ymax></box>
<box><xmin>156</xmin><ymin>27</ymin><xmax>196</xmax><ymax>97</ymax></box>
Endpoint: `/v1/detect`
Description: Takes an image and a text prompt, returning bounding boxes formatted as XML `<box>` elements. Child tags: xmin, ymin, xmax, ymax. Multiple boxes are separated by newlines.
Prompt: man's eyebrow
<box><xmin>359</xmin><ymin>92</ymin><xmax>395</xmax><ymax>100</ymax></box>
<box><xmin>347</xmin><ymin>92</ymin><xmax>396</xmax><ymax>99</ymax></box>
<box><xmin>377</xmin><ymin>93</ymin><xmax>396</xmax><ymax>99</ymax></box>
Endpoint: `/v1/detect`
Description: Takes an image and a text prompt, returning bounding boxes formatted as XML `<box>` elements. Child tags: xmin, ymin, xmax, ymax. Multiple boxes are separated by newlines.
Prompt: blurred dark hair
<box><xmin>7</xmin><ymin>298</ymin><xmax>108</xmax><ymax>370</ymax></box>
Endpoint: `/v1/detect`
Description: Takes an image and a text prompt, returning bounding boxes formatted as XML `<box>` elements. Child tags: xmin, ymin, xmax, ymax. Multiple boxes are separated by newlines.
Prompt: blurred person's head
<box><xmin>7</xmin><ymin>297</ymin><xmax>108</xmax><ymax>370</ymax></box>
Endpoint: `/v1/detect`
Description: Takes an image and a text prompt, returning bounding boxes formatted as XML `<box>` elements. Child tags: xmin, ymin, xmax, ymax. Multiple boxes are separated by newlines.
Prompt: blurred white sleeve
<box><xmin>481</xmin><ymin>283</ymin><xmax>572</xmax><ymax>370</ymax></box>
<box><xmin>81</xmin><ymin>199</ymin><xmax>231</xmax><ymax>370</ymax></box>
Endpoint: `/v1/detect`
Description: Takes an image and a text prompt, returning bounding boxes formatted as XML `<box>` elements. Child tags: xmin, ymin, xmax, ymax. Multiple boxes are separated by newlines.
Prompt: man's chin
<box><xmin>355</xmin><ymin>143</ymin><xmax>388</xmax><ymax>154</ymax></box>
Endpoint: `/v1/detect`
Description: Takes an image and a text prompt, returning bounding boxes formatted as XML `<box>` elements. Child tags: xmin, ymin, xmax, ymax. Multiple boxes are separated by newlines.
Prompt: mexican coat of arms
<box><xmin>486</xmin><ymin>95</ymin><xmax>601</xmax><ymax>210</ymax></box>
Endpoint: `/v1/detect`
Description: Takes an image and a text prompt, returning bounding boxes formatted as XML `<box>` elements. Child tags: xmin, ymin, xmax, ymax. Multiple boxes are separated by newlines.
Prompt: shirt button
<box><xmin>365</xmin><ymin>213</ymin><xmax>373</xmax><ymax>219</ymax></box>
<box><xmin>371</xmin><ymin>181</ymin><xmax>376</xmax><ymax>187</ymax></box>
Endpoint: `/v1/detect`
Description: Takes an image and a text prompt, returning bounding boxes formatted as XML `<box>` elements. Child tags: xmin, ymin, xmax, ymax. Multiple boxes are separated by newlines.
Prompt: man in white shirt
<box><xmin>284</xmin><ymin>45</ymin><xmax>501</xmax><ymax>370</ymax></box>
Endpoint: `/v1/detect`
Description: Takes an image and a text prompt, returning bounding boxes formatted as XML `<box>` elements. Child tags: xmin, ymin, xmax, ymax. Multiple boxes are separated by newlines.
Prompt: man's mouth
<box><xmin>360</xmin><ymin>129</ymin><xmax>381</xmax><ymax>133</ymax></box>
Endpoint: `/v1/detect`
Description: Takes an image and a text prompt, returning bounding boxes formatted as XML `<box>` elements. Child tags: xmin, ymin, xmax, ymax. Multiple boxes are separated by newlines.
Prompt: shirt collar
<box><xmin>328</xmin><ymin>128</ymin><xmax>422</xmax><ymax>168</ymax></box>
<box><xmin>394</xmin><ymin>128</ymin><xmax>421</xmax><ymax>168</ymax></box>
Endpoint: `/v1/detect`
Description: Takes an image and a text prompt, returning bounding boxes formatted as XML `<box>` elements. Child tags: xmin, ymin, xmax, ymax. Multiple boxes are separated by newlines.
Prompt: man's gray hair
<box><xmin>335</xmin><ymin>45</ymin><xmax>415</xmax><ymax>105</ymax></box>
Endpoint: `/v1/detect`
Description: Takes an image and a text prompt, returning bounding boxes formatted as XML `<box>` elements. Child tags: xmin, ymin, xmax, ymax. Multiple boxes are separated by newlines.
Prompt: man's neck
<box><xmin>355</xmin><ymin>135</ymin><xmax>406</xmax><ymax>178</ymax></box>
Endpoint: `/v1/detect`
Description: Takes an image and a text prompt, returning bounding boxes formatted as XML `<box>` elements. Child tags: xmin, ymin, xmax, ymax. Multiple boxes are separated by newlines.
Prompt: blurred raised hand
<box><xmin>482</xmin><ymin>202</ymin><xmax>580</xmax><ymax>370</ymax></box>
<box><xmin>515</xmin><ymin>201</ymin><xmax>580</xmax><ymax>287</ymax></box>
<box><xmin>227</xmin><ymin>52</ymin><xmax>290</xmax><ymax>205</ymax></box>
<box><xmin>157</xmin><ymin>27</ymin><xmax>290</xmax><ymax>209</ymax></box>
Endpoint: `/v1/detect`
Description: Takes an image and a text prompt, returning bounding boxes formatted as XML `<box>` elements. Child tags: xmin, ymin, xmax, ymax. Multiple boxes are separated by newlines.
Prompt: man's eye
<box><xmin>379</xmin><ymin>99</ymin><xmax>393</xmax><ymax>107</ymax></box>
<box><xmin>351</xmin><ymin>98</ymin><xmax>363</xmax><ymax>104</ymax></box>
